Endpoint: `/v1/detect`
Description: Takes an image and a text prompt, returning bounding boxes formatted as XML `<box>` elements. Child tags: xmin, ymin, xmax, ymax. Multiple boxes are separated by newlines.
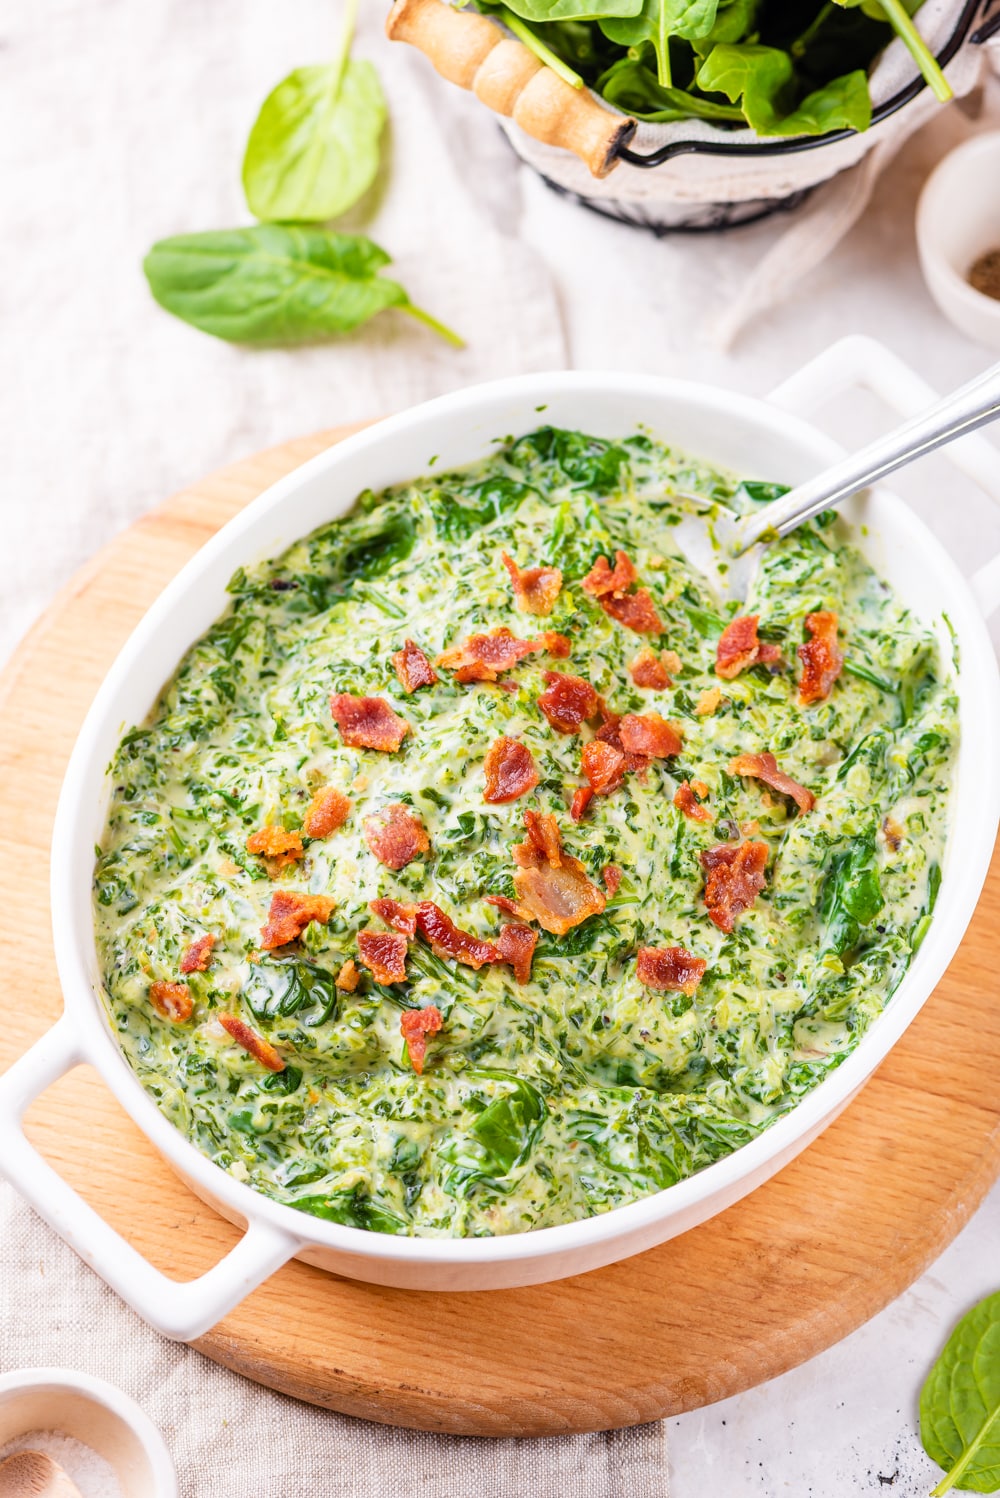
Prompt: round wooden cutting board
<box><xmin>3</xmin><ymin>426</ymin><xmax>1000</xmax><ymax>1436</ymax></box>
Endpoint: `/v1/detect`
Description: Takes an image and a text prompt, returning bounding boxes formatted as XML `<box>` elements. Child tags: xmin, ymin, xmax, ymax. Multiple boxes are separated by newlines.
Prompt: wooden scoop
<box><xmin>0</xmin><ymin>1451</ymin><xmax>84</xmax><ymax>1498</ymax></box>
<box><xmin>386</xmin><ymin>0</ymin><xmax>635</xmax><ymax>177</ymax></box>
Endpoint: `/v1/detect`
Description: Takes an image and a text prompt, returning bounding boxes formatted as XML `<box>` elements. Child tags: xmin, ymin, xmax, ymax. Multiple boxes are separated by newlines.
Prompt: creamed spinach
<box><xmin>94</xmin><ymin>427</ymin><xmax>957</xmax><ymax>1237</ymax></box>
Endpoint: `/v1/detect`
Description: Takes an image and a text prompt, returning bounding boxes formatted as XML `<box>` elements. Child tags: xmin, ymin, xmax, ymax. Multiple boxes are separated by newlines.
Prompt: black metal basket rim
<box><xmin>615</xmin><ymin>0</ymin><xmax>999</xmax><ymax>169</ymax></box>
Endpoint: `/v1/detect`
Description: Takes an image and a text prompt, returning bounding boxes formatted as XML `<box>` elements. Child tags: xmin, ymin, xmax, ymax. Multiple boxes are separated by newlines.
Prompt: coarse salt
<box><xmin>0</xmin><ymin>1429</ymin><xmax>123</xmax><ymax>1498</ymax></box>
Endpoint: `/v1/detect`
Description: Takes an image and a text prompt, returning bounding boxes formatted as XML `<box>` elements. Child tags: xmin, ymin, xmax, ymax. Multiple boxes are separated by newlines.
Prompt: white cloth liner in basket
<box><xmin>502</xmin><ymin>0</ymin><xmax>1000</xmax><ymax>344</ymax></box>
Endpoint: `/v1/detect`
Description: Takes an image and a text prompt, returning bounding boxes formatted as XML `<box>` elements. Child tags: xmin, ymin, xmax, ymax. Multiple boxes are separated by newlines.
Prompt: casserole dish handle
<box><xmin>768</xmin><ymin>334</ymin><xmax>1000</xmax><ymax>619</ymax></box>
<box><xmin>0</xmin><ymin>1016</ymin><xmax>303</xmax><ymax>1341</ymax></box>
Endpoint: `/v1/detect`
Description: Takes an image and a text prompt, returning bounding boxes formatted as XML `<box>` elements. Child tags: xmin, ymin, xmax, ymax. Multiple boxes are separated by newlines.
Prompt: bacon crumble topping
<box><xmin>628</xmin><ymin>647</ymin><xmax>672</xmax><ymax>690</ymax></box>
<box><xmin>179</xmin><ymin>933</ymin><xmax>215</xmax><ymax>974</ymax></box>
<box><xmin>695</xmin><ymin>686</ymin><xmax>723</xmax><ymax>717</ymax></box>
<box><xmin>618</xmin><ymin>713</ymin><xmax>682</xmax><ymax>760</ymax></box>
<box><xmin>330</xmin><ymin>693</ymin><xmax>409</xmax><ymax>752</ymax></box>
<box><xmin>496</xmin><ymin>923</ymin><xmax>538</xmax><ymax>985</ymax></box>
<box><xmin>483</xmin><ymin>736</ymin><xmax>540</xmax><ymax>804</ymax></box>
<box><xmin>357</xmin><ymin>930</ymin><xmax>408</xmax><ymax>985</ymax></box>
<box><xmin>260</xmin><ymin>891</ymin><xmax>335</xmax><ymax>950</ymax></box>
<box><xmin>246</xmin><ymin>825</ymin><xmax>304</xmax><ymax>871</ymax></box>
<box><xmin>369</xmin><ymin>897</ymin><xmax>418</xmax><ymax>936</ymax></box>
<box><xmin>700</xmin><ymin>841</ymin><xmax>768</xmax><ymax>933</ymax></box>
<box><xmin>335</xmin><ymin>958</ymin><xmax>360</xmax><ymax>993</ymax></box>
<box><xmin>149</xmin><ymin>980</ymin><xmax>193</xmax><ymax>1023</ymax></box>
<box><xmin>537</xmin><ymin>671</ymin><xmax>600</xmax><ymax>734</ymax></box>
<box><xmin>363</xmin><ymin>803</ymin><xmax>431</xmax><ymax>870</ymax></box>
<box><xmin>674</xmin><ymin>780</ymin><xmax>713</xmax><ymax>823</ymax></box>
<box><xmin>219</xmin><ymin>1014</ymin><xmax>285</xmax><ymax>1072</ymax></box>
<box><xmin>636</xmin><ymin>946</ymin><xmax>707</xmax><ymax>996</ymax></box>
<box><xmin>415</xmin><ymin>902</ymin><xmax>498</xmax><ymax>970</ymax></box>
<box><xmin>437</xmin><ymin>627</ymin><xmax>549</xmax><ymax>683</ymax></box>
<box><xmin>303</xmin><ymin>786</ymin><xmax>351</xmax><ymax>839</ymax></box>
<box><xmin>798</xmin><ymin>611</ymin><xmax>843</xmax><ymax>705</ymax></box>
<box><xmin>582</xmin><ymin>550</ymin><xmax>663</xmax><ymax>635</ymax></box>
<box><xmin>401</xmin><ymin>1005</ymin><xmax>443</xmax><ymax>1075</ymax></box>
<box><xmin>728</xmin><ymin>752</ymin><xmax>815</xmax><ymax>814</ymax></box>
<box><xmin>510</xmin><ymin>810</ymin><xmax>606</xmax><ymax>935</ymax></box>
<box><xmin>392</xmin><ymin>638</ymin><xmax>438</xmax><ymax>694</ymax></box>
<box><xmin>715</xmin><ymin>616</ymin><xmax>783</xmax><ymax>681</ymax></box>
<box><xmin>602</xmin><ymin>864</ymin><xmax>623</xmax><ymax>896</ymax></box>
<box><xmin>501</xmin><ymin>551</ymin><xmax>563</xmax><ymax>616</ymax></box>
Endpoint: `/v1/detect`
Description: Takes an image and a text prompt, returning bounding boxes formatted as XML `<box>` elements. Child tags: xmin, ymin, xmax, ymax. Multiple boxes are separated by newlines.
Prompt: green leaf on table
<box><xmin>599</xmin><ymin>0</ymin><xmax>719</xmax><ymax>88</ymax></box>
<box><xmin>242</xmin><ymin>0</ymin><xmax>386</xmax><ymax>223</ymax></box>
<box><xmin>920</xmin><ymin>1290</ymin><xmax>1000</xmax><ymax>1494</ymax></box>
<box><xmin>695</xmin><ymin>43</ymin><xmax>872</xmax><ymax>135</ymax></box>
<box><xmin>242</xmin><ymin>61</ymin><xmax>386</xmax><ymax>223</ymax></box>
<box><xmin>143</xmin><ymin>226</ymin><xmax>462</xmax><ymax>346</ymax></box>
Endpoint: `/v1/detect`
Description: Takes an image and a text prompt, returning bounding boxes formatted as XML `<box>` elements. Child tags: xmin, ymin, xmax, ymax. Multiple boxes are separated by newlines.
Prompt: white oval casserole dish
<box><xmin>2</xmin><ymin>335</ymin><xmax>1000</xmax><ymax>1341</ymax></box>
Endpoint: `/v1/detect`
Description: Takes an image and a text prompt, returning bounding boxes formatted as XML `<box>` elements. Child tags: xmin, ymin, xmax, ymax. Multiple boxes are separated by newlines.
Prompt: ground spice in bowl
<box><xmin>969</xmin><ymin>250</ymin><xmax>1000</xmax><ymax>302</ymax></box>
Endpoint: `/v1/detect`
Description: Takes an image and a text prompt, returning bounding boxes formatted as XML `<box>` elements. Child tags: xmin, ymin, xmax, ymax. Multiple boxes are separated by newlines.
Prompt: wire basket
<box><xmin>505</xmin><ymin>0</ymin><xmax>1000</xmax><ymax>231</ymax></box>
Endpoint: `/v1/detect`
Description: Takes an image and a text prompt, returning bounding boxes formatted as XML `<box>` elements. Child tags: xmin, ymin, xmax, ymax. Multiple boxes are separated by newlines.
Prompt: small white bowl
<box><xmin>917</xmin><ymin>131</ymin><xmax>1000</xmax><ymax>350</ymax></box>
<box><xmin>0</xmin><ymin>1369</ymin><xmax>177</xmax><ymax>1498</ymax></box>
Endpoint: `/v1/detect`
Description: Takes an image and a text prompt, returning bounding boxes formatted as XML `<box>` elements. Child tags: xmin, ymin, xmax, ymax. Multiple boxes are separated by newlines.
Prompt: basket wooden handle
<box><xmin>385</xmin><ymin>0</ymin><xmax>635</xmax><ymax>179</ymax></box>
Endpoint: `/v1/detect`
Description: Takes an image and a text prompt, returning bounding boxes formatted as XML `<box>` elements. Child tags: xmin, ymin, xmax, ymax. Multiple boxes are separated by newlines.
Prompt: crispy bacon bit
<box><xmin>537</xmin><ymin>671</ymin><xmax>600</xmax><ymax>734</ymax></box>
<box><xmin>715</xmin><ymin>615</ymin><xmax>783</xmax><ymax>681</ymax></box>
<box><xmin>663</xmin><ymin>650</ymin><xmax>682</xmax><ymax>676</ymax></box>
<box><xmin>570</xmin><ymin>786</ymin><xmax>594</xmax><ymax>822</ymax></box>
<box><xmin>542</xmin><ymin>632</ymin><xmax>571</xmax><ymax>658</ymax></box>
<box><xmin>881</xmin><ymin>815</ymin><xmax>905</xmax><ymax>852</ymax></box>
<box><xmin>637</xmin><ymin>946</ymin><xmax>707</xmax><ymax>997</ymax></box>
<box><xmin>219</xmin><ymin>1014</ymin><xmax>285</xmax><ymax>1072</ymax></box>
<box><xmin>581</xmin><ymin>738</ymin><xmax>626</xmax><ymax>797</ymax></box>
<box><xmin>246</xmin><ymin>825</ymin><xmax>304</xmax><ymax>870</ymax></box>
<box><xmin>415</xmin><ymin>902</ymin><xmax>499</xmax><ymax>969</ymax></box>
<box><xmin>619</xmin><ymin>713</ymin><xmax>682</xmax><ymax>760</ymax></box>
<box><xmin>602</xmin><ymin>864</ymin><xmax>623</xmax><ymax>896</ymax></box>
<box><xmin>370</xmin><ymin>897</ymin><xmax>419</xmax><ymax>936</ymax></box>
<box><xmin>149</xmin><ymin>980</ymin><xmax>192</xmax><ymax>1023</ymax></box>
<box><xmin>392</xmin><ymin>638</ymin><xmax>438</xmax><ymax>694</ymax></box>
<box><xmin>501</xmin><ymin>551</ymin><xmax>563</xmax><ymax>617</ymax></box>
<box><xmin>600</xmin><ymin>589</ymin><xmax>663</xmax><ymax>636</ymax></box>
<box><xmin>628</xmin><ymin>647</ymin><xmax>672</xmax><ymax>690</ymax></box>
<box><xmin>582</xmin><ymin>551</ymin><xmax>637</xmax><ymax>598</ymax></box>
<box><xmin>674</xmin><ymin>780</ymin><xmax>713</xmax><ymax>823</ymax></box>
<box><xmin>363</xmin><ymin>804</ymin><xmax>431</xmax><ymax>870</ymax></box>
<box><xmin>511</xmin><ymin>811</ymin><xmax>606</xmax><ymax>936</ymax></box>
<box><xmin>335</xmin><ymin>959</ymin><xmax>360</xmax><ymax>993</ymax></box>
<box><xmin>357</xmin><ymin>930</ymin><xmax>408</xmax><ymax>985</ymax></box>
<box><xmin>798</xmin><ymin>611</ymin><xmax>843</xmax><ymax>705</ymax></box>
<box><xmin>728</xmin><ymin>752</ymin><xmax>815</xmax><ymax>814</ymax></box>
<box><xmin>330</xmin><ymin>693</ymin><xmax>409</xmax><ymax>752</ymax></box>
<box><xmin>700</xmin><ymin>841</ymin><xmax>769</xmax><ymax>933</ymax></box>
<box><xmin>696</xmin><ymin>687</ymin><xmax>723</xmax><ymax>717</ymax></box>
<box><xmin>595</xmin><ymin>711</ymin><xmax>650</xmax><ymax>776</ymax></box>
<box><xmin>485</xmin><ymin>893</ymin><xmax>524</xmax><ymax>919</ymax></box>
<box><xmin>303</xmin><ymin>786</ymin><xmax>351</xmax><ymax>839</ymax></box>
<box><xmin>437</xmin><ymin>627</ymin><xmax>546</xmax><ymax>683</ymax></box>
<box><xmin>401</xmin><ymin>1005</ymin><xmax>443</xmax><ymax>1075</ymax></box>
<box><xmin>260</xmin><ymin>891</ymin><xmax>335</xmax><ymax>950</ymax></box>
<box><xmin>496</xmin><ymin>923</ymin><xmax>538</xmax><ymax>985</ymax></box>
<box><xmin>179</xmin><ymin>934</ymin><xmax>215</xmax><ymax>974</ymax></box>
<box><xmin>483</xmin><ymin>737</ymin><xmax>540</xmax><ymax>804</ymax></box>
<box><xmin>582</xmin><ymin>550</ymin><xmax>663</xmax><ymax>635</ymax></box>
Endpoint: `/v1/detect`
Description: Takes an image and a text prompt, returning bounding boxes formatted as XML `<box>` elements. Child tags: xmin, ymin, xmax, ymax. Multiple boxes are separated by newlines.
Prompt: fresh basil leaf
<box><xmin>143</xmin><ymin>226</ymin><xmax>461</xmax><ymax>346</ymax></box>
<box><xmin>920</xmin><ymin>1290</ymin><xmax>1000</xmax><ymax>1494</ymax></box>
<box><xmin>242</xmin><ymin>60</ymin><xmax>386</xmax><ymax>223</ymax></box>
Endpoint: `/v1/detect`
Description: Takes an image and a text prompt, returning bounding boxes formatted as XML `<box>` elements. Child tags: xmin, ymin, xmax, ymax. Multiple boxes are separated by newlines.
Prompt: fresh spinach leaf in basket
<box><xmin>242</xmin><ymin>0</ymin><xmax>385</xmax><ymax>223</ymax></box>
<box><xmin>482</xmin><ymin>0</ymin><xmax>951</xmax><ymax>132</ymax></box>
<box><xmin>143</xmin><ymin>226</ymin><xmax>461</xmax><ymax>347</ymax></box>
<box><xmin>920</xmin><ymin>1291</ymin><xmax>1000</xmax><ymax>1494</ymax></box>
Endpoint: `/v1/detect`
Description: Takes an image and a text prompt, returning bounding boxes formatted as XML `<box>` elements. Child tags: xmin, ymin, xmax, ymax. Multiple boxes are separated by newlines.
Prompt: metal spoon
<box><xmin>0</xmin><ymin>1451</ymin><xmax>85</xmax><ymax>1498</ymax></box>
<box><xmin>671</xmin><ymin>359</ymin><xmax>1000</xmax><ymax>603</ymax></box>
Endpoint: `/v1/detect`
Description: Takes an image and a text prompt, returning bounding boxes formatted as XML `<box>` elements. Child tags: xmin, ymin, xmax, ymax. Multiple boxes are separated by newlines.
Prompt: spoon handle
<box><xmin>737</xmin><ymin>359</ymin><xmax>1000</xmax><ymax>552</ymax></box>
